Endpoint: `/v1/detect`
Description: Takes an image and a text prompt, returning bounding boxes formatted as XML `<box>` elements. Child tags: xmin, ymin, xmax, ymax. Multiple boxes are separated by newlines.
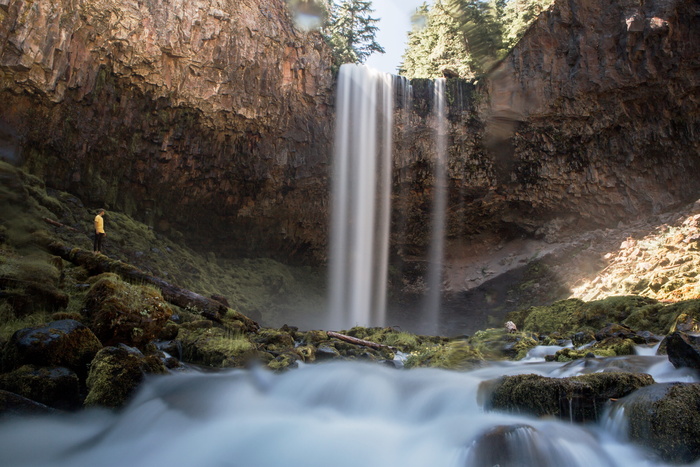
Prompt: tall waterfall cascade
<box><xmin>328</xmin><ymin>64</ymin><xmax>448</xmax><ymax>331</ymax></box>
<box><xmin>328</xmin><ymin>64</ymin><xmax>395</xmax><ymax>330</ymax></box>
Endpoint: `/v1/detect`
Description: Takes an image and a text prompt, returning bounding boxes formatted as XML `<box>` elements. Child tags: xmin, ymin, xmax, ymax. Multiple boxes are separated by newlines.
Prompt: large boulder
<box><xmin>83</xmin><ymin>274</ymin><xmax>173</xmax><ymax>348</ymax></box>
<box><xmin>1</xmin><ymin>319</ymin><xmax>102</xmax><ymax>377</ymax></box>
<box><xmin>481</xmin><ymin>372</ymin><xmax>655</xmax><ymax>422</ymax></box>
<box><xmin>0</xmin><ymin>390</ymin><xmax>57</xmax><ymax>417</ymax></box>
<box><xmin>84</xmin><ymin>344</ymin><xmax>168</xmax><ymax>409</ymax></box>
<box><xmin>0</xmin><ymin>365</ymin><xmax>81</xmax><ymax>410</ymax></box>
<box><xmin>665</xmin><ymin>331</ymin><xmax>700</xmax><ymax>370</ymax></box>
<box><xmin>619</xmin><ymin>383</ymin><xmax>700</xmax><ymax>463</ymax></box>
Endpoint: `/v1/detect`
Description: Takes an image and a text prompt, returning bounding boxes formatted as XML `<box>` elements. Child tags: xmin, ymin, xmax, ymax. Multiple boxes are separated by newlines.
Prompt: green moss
<box><xmin>177</xmin><ymin>325</ymin><xmax>255</xmax><ymax>368</ymax></box>
<box><xmin>405</xmin><ymin>340</ymin><xmax>483</xmax><ymax>370</ymax></box>
<box><xmin>469</xmin><ymin>328</ymin><xmax>538</xmax><ymax>360</ymax></box>
<box><xmin>520</xmin><ymin>299</ymin><xmax>583</xmax><ymax>335</ymax></box>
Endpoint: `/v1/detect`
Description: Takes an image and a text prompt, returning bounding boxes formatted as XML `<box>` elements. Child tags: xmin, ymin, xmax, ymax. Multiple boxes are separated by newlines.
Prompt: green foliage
<box><xmin>400</xmin><ymin>0</ymin><xmax>555</xmax><ymax>78</ymax></box>
<box><xmin>323</xmin><ymin>0</ymin><xmax>385</xmax><ymax>66</ymax></box>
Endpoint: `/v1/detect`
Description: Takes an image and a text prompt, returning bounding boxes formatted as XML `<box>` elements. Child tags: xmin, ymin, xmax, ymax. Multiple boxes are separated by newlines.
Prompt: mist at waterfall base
<box><xmin>1</xmin><ymin>351</ymin><xmax>698</xmax><ymax>467</ymax></box>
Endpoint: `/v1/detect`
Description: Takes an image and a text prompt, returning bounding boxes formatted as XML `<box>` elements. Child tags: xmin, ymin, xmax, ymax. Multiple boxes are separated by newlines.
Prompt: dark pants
<box><xmin>94</xmin><ymin>232</ymin><xmax>105</xmax><ymax>252</ymax></box>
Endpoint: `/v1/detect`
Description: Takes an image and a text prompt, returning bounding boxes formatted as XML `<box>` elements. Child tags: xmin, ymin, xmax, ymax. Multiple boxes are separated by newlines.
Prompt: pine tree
<box><xmin>324</xmin><ymin>0</ymin><xmax>385</xmax><ymax>65</ymax></box>
<box><xmin>400</xmin><ymin>2</ymin><xmax>472</xmax><ymax>79</ymax></box>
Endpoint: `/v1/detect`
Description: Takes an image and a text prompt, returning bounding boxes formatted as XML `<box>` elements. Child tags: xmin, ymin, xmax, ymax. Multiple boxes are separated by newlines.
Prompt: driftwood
<box><xmin>43</xmin><ymin>217</ymin><xmax>80</xmax><ymax>232</ymax></box>
<box><xmin>327</xmin><ymin>331</ymin><xmax>393</xmax><ymax>351</ymax></box>
<box><xmin>44</xmin><ymin>240</ymin><xmax>259</xmax><ymax>332</ymax></box>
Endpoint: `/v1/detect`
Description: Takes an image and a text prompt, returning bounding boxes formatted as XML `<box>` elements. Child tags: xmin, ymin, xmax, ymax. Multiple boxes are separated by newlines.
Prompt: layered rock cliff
<box><xmin>0</xmin><ymin>0</ymin><xmax>334</xmax><ymax>260</ymax></box>
<box><xmin>394</xmin><ymin>0</ymin><xmax>700</xmax><ymax>300</ymax></box>
<box><xmin>0</xmin><ymin>0</ymin><xmax>698</xmax><ymax>284</ymax></box>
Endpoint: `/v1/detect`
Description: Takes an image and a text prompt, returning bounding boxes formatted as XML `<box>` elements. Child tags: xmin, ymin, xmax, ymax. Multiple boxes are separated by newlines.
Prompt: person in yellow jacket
<box><xmin>93</xmin><ymin>209</ymin><xmax>106</xmax><ymax>253</ymax></box>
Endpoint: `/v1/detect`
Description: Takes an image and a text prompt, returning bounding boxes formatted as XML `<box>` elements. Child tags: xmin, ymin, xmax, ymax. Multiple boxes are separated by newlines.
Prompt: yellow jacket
<box><xmin>94</xmin><ymin>214</ymin><xmax>105</xmax><ymax>234</ymax></box>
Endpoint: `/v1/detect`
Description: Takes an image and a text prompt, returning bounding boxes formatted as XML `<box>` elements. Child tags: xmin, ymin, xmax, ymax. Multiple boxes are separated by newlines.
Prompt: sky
<box><xmin>364</xmin><ymin>0</ymin><xmax>431</xmax><ymax>75</ymax></box>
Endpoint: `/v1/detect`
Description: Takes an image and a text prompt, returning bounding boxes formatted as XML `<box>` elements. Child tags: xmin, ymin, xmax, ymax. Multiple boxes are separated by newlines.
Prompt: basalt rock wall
<box><xmin>479</xmin><ymin>0</ymin><xmax>700</xmax><ymax>237</ymax></box>
<box><xmin>395</xmin><ymin>0</ymin><xmax>700</xmax><ymax>264</ymax></box>
<box><xmin>0</xmin><ymin>0</ymin><xmax>334</xmax><ymax>260</ymax></box>
<box><xmin>1</xmin><ymin>0</ymin><xmax>699</xmax><ymax>270</ymax></box>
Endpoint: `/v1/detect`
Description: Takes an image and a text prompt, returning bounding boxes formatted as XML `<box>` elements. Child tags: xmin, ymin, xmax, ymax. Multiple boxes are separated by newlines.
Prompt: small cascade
<box><xmin>328</xmin><ymin>64</ymin><xmax>395</xmax><ymax>330</ymax></box>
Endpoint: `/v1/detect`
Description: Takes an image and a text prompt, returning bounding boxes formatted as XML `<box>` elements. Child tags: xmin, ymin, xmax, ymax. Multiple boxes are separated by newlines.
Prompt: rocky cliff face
<box><xmin>0</xmin><ymin>0</ymin><xmax>698</xmax><ymax>281</ymax></box>
<box><xmin>482</xmin><ymin>0</ymin><xmax>700</xmax><ymax>234</ymax></box>
<box><xmin>393</xmin><ymin>0</ymin><xmax>700</xmax><ymax>300</ymax></box>
<box><xmin>0</xmin><ymin>0</ymin><xmax>334</xmax><ymax>260</ymax></box>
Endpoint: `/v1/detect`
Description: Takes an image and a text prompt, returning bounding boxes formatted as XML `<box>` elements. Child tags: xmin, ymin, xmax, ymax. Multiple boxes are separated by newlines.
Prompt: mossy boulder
<box><xmin>514</xmin><ymin>296</ymin><xmax>671</xmax><ymax>338</ymax></box>
<box><xmin>84</xmin><ymin>344</ymin><xmax>168</xmax><ymax>409</ymax></box>
<box><xmin>0</xmin><ymin>365</ymin><xmax>81</xmax><ymax>410</ymax></box>
<box><xmin>251</xmin><ymin>328</ymin><xmax>295</xmax><ymax>352</ymax></box>
<box><xmin>405</xmin><ymin>340</ymin><xmax>484</xmax><ymax>370</ymax></box>
<box><xmin>482</xmin><ymin>372</ymin><xmax>655</xmax><ymax>422</ymax></box>
<box><xmin>621</xmin><ymin>383</ymin><xmax>700</xmax><ymax>463</ymax></box>
<box><xmin>177</xmin><ymin>324</ymin><xmax>257</xmax><ymax>368</ymax></box>
<box><xmin>469</xmin><ymin>328</ymin><xmax>539</xmax><ymax>360</ymax></box>
<box><xmin>83</xmin><ymin>274</ymin><xmax>173</xmax><ymax>347</ymax></box>
<box><xmin>1</xmin><ymin>319</ymin><xmax>102</xmax><ymax>377</ymax></box>
<box><xmin>0</xmin><ymin>254</ymin><xmax>69</xmax><ymax>316</ymax></box>
<box><xmin>665</xmin><ymin>332</ymin><xmax>700</xmax><ymax>369</ymax></box>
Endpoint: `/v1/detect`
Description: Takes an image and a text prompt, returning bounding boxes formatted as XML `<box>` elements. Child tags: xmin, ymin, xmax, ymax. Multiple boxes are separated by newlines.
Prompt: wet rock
<box><xmin>482</xmin><ymin>372</ymin><xmax>655</xmax><ymax>422</ymax></box>
<box><xmin>465</xmin><ymin>424</ymin><xmax>611</xmax><ymax>467</ymax></box>
<box><xmin>84</xmin><ymin>344</ymin><xmax>168</xmax><ymax>409</ymax></box>
<box><xmin>0</xmin><ymin>390</ymin><xmax>57</xmax><ymax>417</ymax></box>
<box><xmin>665</xmin><ymin>332</ymin><xmax>700</xmax><ymax>370</ymax></box>
<box><xmin>620</xmin><ymin>383</ymin><xmax>700</xmax><ymax>463</ymax></box>
<box><xmin>469</xmin><ymin>328</ymin><xmax>538</xmax><ymax>360</ymax></box>
<box><xmin>83</xmin><ymin>274</ymin><xmax>173</xmax><ymax>348</ymax></box>
<box><xmin>251</xmin><ymin>328</ymin><xmax>295</xmax><ymax>352</ymax></box>
<box><xmin>177</xmin><ymin>325</ymin><xmax>257</xmax><ymax>368</ymax></box>
<box><xmin>314</xmin><ymin>344</ymin><xmax>341</xmax><ymax>361</ymax></box>
<box><xmin>0</xmin><ymin>365</ymin><xmax>81</xmax><ymax>410</ymax></box>
<box><xmin>1</xmin><ymin>319</ymin><xmax>102</xmax><ymax>377</ymax></box>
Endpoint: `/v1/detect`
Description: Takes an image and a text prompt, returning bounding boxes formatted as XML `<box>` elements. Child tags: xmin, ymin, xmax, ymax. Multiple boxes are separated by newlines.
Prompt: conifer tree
<box><xmin>324</xmin><ymin>0</ymin><xmax>385</xmax><ymax>65</ymax></box>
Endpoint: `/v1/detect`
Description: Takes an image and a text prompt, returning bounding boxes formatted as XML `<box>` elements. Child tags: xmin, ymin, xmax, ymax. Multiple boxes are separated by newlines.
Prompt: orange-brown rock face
<box><xmin>0</xmin><ymin>0</ymin><xmax>699</xmax><ymax>272</ymax></box>
<box><xmin>0</xmin><ymin>0</ymin><xmax>334</xmax><ymax>260</ymax></box>
<box><xmin>479</xmin><ymin>0</ymin><xmax>700</xmax><ymax>236</ymax></box>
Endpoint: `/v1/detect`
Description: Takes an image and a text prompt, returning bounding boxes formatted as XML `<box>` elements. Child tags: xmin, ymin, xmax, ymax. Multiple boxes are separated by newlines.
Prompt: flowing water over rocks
<box><xmin>0</xmin><ymin>354</ymin><xmax>696</xmax><ymax>467</ymax></box>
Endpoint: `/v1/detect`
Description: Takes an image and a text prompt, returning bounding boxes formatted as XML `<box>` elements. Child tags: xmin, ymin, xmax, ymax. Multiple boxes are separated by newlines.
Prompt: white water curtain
<box><xmin>328</xmin><ymin>64</ymin><xmax>394</xmax><ymax>330</ymax></box>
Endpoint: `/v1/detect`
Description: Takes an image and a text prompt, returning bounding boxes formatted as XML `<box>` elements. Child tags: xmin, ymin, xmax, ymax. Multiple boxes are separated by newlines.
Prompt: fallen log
<box><xmin>43</xmin><ymin>217</ymin><xmax>80</xmax><ymax>232</ymax></box>
<box><xmin>44</xmin><ymin>240</ymin><xmax>259</xmax><ymax>332</ymax></box>
<box><xmin>327</xmin><ymin>331</ymin><xmax>393</xmax><ymax>351</ymax></box>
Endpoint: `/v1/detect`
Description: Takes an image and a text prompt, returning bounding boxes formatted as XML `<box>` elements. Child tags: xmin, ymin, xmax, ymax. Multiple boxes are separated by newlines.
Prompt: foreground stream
<box><xmin>1</xmin><ymin>348</ymin><xmax>698</xmax><ymax>467</ymax></box>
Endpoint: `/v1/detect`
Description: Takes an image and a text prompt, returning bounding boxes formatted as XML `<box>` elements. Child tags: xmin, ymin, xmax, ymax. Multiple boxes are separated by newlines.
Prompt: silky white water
<box><xmin>328</xmin><ymin>65</ymin><xmax>449</xmax><ymax>331</ymax></box>
<box><xmin>328</xmin><ymin>64</ymin><xmax>395</xmax><ymax>330</ymax></box>
<box><xmin>422</xmin><ymin>78</ymin><xmax>448</xmax><ymax>334</ymax></box>
<box><xmin>0</xmin><ymin>354</ymin><xmax>696</xmax><ymax>467</ymax></box>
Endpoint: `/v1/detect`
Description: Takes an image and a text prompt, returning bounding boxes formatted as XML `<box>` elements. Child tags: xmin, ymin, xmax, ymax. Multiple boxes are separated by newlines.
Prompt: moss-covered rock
<box><xmin>404</xmin><ymin>340</ymin><xmax>484</xmax><ymax>370</ymax></box>
<box><xmin>83</xmin><ymin>274</ymin><xmax>173</xmax><ymax>347</ymax></box>
<box><xmin>621</xmin><ymin>383</ymin><xmax>700</xmax><ymax>463</ymax></box>
<box><xmin>0</xmin><ymin>365</ymin><xmax>81</xmax><ymax>410</ymax></box>
<box><xmin>84</xmin><ymin>344</ymin><xmax>168</xmax><ymax>409</ymax></box>
<box><xmin>482</xmin><ymin>372</ymin><xmax>654</xmax><ymax>422</ymax></box>
<box><xmin>469</xmin><ymin>328</ymin><xmax>539</xmax><ymax>360</ymax></box>
<box><xmin>1</xmin><ymin>319</ymin><xmax>102</xmax><ymax>377</ymax></box>
<box><xmin>0</xmin><ymin>254</ymin><xmax>69</xmax><ymax>316</ymax></box>
<box><xmin>177</xmin><ymin>325</ymin><xmax>257</xmax><ymax>368</ymax></box>
<box><xmin>251</xmin><ymin>328</ymin><xmax>295</xmax><ymax>352</ymax></box>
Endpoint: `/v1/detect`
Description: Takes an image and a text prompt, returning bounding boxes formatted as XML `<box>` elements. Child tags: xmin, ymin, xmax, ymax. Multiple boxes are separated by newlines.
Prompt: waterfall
<box><xmin>422</xmin><ymin>78</ymin><xmax>448</xmax><ymax>334</ymax></box>
<box><xmin>328</xmin><ymin>66</ymin><xmax>450</xmax><ymax>332</ymax></box>
<box><xmin>328</xmin><ymin>64</ymin><xmax>395</xmax><ymax>330</ymax></box>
